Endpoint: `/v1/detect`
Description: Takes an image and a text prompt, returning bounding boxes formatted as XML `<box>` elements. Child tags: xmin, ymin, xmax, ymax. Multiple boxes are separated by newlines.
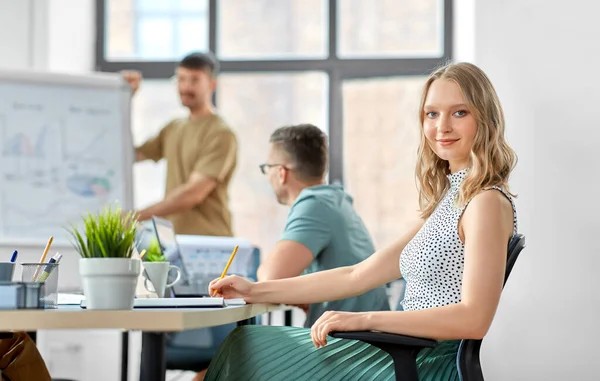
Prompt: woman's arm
<box><xmin>211</xmin><ymin>219</ymin><xmax>424</xmax><ymax>305</ymax></box>
<box><xmin>312</xmin><ymin>190</ymin><xmax>514</xmax><ymax>346</ymax></box>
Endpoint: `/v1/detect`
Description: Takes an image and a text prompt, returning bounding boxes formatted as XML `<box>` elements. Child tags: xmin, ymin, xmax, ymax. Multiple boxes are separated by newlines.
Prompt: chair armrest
<box><xmin>330</xmin><ymin>331</ymin><xmax>437</xmax><ymax>381</ymax></box>
<box><xmin>330</xmin><ymin>331</ymin><xmax>437</xmax><ymax>349</ymax></box>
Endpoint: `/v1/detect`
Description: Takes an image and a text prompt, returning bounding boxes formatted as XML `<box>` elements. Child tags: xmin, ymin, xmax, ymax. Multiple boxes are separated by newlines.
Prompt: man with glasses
<box><xmin>121</xmin><ymin>52</ymin><xmax>237</xmax><ymax>237</ymax></box>
<box><xmin>257</xmin><ymin>124</ymin><xmax>390</xmax><ymax>326</ymax></box>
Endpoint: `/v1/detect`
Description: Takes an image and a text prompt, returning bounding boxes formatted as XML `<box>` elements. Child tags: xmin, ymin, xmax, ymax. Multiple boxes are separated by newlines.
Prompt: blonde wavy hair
<box><xmin>416</xmin><ymin>62</ymin><xmax>517</xmax><ymax>219</ymax></box>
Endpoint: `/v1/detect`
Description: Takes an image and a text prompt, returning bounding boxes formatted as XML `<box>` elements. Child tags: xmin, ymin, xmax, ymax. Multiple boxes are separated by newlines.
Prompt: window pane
<box><xmin>338</xmin><ymin>0</ymin><xmax>443</xmax><ymax>58</ymax></box>
<box><xmin>105</xmin><ymin>0</ymin><xmax>208</xmax><ymax>61</ymax></box>
<box><xmin>218</xmin><ymin>0</ymin><xmax>328</xmax><ymax>59</ymax></box>
<box><xmin>343</xmin><ymin>77</ymin><xmax>425</xmax><ymax>248</ymax></box>
<box><xmin>136</xmin><ymin>0</ymin><xmax>171</xmax><ymax>12</ymax></box>
<box><xmin>136</xmin><ymin>0</ymin><xmax>206</xmax><ymax>12</ymax></box>
<box><xmin>178</xmin><ymin>0</ymin><xmax>206</xmax><ymax>11</ymax></box>
<box><xmin>131</xmin><ymin>80</ymin><xmax>187</xmax><ymax>209</ymax></box>
<box><xmin>137</xmin><ymin>17</ymin><xmax>175</xmax><ymax>60</ymax></box>
<box><xmin>105</xmin><ymin>0</ymin><xmax>135</xmax><ymax>60</ymax></box>
<box><xmin>177</xmin><ymin>17</ymin><xmax>209</xmax><ymax>57</ymax></box>
<box><xmin>217</xmin><ymin>72</ymin><xmax>328</xmax><ymax>257</ymax></box>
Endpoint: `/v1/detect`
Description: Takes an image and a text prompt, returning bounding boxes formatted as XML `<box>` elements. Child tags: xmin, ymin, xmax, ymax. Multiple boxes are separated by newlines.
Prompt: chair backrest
<box><xmin>456</xmin><ymin>233</ymin><xmax>526</xmax><ymax>381</ymax></box>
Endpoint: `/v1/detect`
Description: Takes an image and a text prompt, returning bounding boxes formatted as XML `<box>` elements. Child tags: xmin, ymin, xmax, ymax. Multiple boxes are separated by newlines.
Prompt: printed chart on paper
<box><xmin>0</xmin><ymin>81</ymin><xmax>128</xmax><ymax>243</ymax></box>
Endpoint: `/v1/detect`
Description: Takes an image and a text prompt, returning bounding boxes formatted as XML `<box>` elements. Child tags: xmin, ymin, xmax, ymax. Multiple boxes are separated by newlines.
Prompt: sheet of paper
<box><xmin>133</xmin><ymin>297</ymin><xmax>225</xmax><ymax>308</ymax></box>
<box><xmin>57</xmin><ymin>293</ymin><xmax>86</xmax><ymax>305</ymax></box>
<box><xmin>224</xmin><ymin>298</ymin><xmax>246</xmax><ymax>306</ymax></box>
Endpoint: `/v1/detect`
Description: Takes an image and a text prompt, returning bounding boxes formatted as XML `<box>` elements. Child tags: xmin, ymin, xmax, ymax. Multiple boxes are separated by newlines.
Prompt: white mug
<box><xmin>143</xmin><ymin>262</ymin><xmax>182</xmax><ymax>298</ymax></box>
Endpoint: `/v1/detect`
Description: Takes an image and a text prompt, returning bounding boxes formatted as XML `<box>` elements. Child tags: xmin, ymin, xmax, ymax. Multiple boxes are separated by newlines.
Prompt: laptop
<box><xmin>150</xmin><ymin>216</ymin><xmax>210</xmax><ymax>297</ymax></box>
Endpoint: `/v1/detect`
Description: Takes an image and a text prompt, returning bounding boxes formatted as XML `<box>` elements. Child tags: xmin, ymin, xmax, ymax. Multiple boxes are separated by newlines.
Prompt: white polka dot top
<box><xmin>399</xmin><ymin>168</ymin><xmax>518</xmax><ymax>311</ymax></box>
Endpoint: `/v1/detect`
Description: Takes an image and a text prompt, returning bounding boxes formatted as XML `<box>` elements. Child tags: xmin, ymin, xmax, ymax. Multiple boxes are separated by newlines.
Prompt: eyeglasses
<box><xmin>259</xmin><ymin>163</ymin><xmax>289</xmax><ymax>175</ymax></box>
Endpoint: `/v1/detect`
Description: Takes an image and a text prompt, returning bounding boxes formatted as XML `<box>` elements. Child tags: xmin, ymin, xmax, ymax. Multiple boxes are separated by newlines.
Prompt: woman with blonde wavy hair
<box><xmin>194</xmin><ymin>62</ymin><xmax>518</xmax><ymax>381</ymax></box>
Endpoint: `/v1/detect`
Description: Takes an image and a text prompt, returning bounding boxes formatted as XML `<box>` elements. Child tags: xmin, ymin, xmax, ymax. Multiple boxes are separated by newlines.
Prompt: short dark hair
<box><xmin>270</xmin><ymin>124</ymin><xmax>328</xmax><ymax>180</ymax></box>
<box><xmin>178</xmin><ymin>51</ymin><xmax>219</xmax><ymax>76</ymax></box>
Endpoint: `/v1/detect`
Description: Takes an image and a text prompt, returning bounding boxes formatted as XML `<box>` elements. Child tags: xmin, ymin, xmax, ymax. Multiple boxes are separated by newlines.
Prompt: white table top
<box><xmin>0</xmin><ymin>304</ymin><xmax>285</xmax><ymax>332</ymax></box>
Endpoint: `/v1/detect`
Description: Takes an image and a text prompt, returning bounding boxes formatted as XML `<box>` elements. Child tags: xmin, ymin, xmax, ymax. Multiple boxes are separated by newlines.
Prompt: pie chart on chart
<box><xmin>67</xmin><ymin>174</ymin><xmax>111</xmax><ymax>197</ymax></box>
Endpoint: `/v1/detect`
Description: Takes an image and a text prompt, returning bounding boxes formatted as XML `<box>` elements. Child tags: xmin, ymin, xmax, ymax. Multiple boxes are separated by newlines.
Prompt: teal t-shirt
<box><xmin>280</xmin><ymin>184</ymin><xmax>390</xmax><ymax>327</ymax></box>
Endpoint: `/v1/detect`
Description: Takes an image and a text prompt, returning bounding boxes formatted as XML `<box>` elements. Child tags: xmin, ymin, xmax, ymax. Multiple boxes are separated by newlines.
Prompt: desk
<box><xmin>0</xmin><ymin>304</ymin><xmax>285</xmax><ymax>381</ymax></box>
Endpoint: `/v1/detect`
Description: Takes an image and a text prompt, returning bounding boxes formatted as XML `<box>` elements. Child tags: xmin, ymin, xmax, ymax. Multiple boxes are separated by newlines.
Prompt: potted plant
<box><xmin>67</xmin><ymin>204</ymin><xmax>140</xmax><ymax>310</ymax></box>
<box><xmin>144</xmin><ymin>238</ymin><xmax>166</xmax><ymax>262</ymax></box>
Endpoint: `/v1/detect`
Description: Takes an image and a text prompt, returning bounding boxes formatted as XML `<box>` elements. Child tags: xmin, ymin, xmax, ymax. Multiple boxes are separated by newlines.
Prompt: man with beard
<box><xmin>122</xmin><ymin>52</ymin><xmax>237</xmax><ymax>237</ymax></box>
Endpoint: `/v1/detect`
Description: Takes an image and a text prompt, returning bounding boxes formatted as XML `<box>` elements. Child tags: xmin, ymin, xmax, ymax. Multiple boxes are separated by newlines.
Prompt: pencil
<box><xmin>212</xmin><ymin>245</ymin><xmax>239</xmax><ymax>297</ymax></box>
<box><xmin>220</xmin><ymin>245</ymin><xmax>239</xmax><ymax>279</ymax></box>
<box><xmin>139</xmin><ymin>249</ymin><xmax>147</xmax><ymax>259</ymax></box>
<box><xmin>32</xmin><ymin>236</ymin><xmax>53</xmax><ymax>281</ymax></box>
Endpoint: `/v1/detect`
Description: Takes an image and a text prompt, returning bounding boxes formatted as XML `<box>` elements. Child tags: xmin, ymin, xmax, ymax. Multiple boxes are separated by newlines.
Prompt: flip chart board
<box><xmin>0</xmin><ymin>69</ymin><xmax>133</xmax><ymax>244</ymax></box>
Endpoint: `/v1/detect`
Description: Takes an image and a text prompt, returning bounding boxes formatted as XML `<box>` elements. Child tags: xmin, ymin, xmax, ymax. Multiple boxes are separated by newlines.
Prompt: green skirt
<box><xmin>204</xmin><ymin>326</ymin><xmax>460</xmax><ymax>381</ymax></box>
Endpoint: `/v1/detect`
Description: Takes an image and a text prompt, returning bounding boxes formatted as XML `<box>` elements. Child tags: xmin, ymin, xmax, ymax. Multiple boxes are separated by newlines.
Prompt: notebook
<box><xmin>79</xmin><ymin>297</ymin><xmax>246</xmax><ymax>309</ymax></box>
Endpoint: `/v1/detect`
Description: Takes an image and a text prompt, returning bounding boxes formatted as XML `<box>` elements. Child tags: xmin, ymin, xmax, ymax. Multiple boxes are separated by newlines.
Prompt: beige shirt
<box><xmin>136</xmin><ymin>114</ymin><xmax>237</xmax><ymax>236</ymax></box>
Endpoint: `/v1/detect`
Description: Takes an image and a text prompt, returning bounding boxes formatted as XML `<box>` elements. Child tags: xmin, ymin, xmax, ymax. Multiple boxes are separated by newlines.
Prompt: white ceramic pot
<box><xmin>79</xmin><ymin>258</ymin><xmax>140</xmax><ymax>310</ymax></box>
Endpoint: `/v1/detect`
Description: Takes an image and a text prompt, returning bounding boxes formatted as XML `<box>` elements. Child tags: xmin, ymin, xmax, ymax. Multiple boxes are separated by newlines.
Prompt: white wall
<box><xmin>47</xmin><ymin>0</ymin><xmax>95</xmax><ymax>73</ymax></box>
<box><xmin>452</xmin><ymin>0</ymin><xmax>475</xmax><ymax>63</ymax></box>
<box><xmin>0</xmin><ymin>0</ymin><xmax>93</xmax><ymax>73</ymax></box>
<box><xmin>470</xmin><ymin>1</ymin><xmax>600</xmax><ymax>380</ymax></box>
<box><xmin>0</xmin><ymin>0</ymin><xmax>33</xmax><ymax>69</ymax></box>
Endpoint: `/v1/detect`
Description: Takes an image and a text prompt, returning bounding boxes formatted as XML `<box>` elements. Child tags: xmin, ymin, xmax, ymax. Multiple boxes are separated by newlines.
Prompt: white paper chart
<box><xmin>0</xmin><ymin>70</ymin><xmax>133</xmax><ymax>244</ymax></box>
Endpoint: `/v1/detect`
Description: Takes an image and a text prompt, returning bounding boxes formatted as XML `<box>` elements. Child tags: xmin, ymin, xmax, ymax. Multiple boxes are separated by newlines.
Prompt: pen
<box><xmin>9</xmin><ymin>250</ymin><xmax>17</xmax><ymax>263</ymax></box>
<box><xmin>32</xmin><ymin>236</ymin><xmax>54</xmax><ymax>281</ymax></box>
<box><xmin>37</xmin><ymin>253</ymin><xmax>62</xmax><ymax>283</ymax></box>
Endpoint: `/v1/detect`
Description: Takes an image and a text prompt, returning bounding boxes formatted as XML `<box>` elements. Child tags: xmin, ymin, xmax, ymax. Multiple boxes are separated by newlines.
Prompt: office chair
<box><xmin>331</xmin><ymin>234</ymin><xmax>526</xmax><ymax>381</ymax></box>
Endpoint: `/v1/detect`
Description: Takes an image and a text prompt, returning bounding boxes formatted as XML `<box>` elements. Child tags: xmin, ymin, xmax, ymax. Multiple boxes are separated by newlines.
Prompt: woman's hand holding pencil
<box><xmin>209</xmin><ymin>245</ymin><xmax>252</xmax><ymax>299</ymax></box>
<box><xmin>209</xmin><ymin>275</ymin><xmax>254</xmax><ymax>301</ymax></box>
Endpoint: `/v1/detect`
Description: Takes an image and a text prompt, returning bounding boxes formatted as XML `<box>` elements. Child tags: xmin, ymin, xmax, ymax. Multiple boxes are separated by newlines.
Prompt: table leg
<box><xmin>121</xmin><ymin>332</ymin><xmax>129</xmax><ymax>381</ymax></box>
<box><xmin>139</xmin><ymin>332</ymin><xmax>166</xmax><ymax>381</ymax></box>
<box><xmin>26</xmin><ymin>331</ymin><xmax>36</xmax><ymax>343</ymax></box>
<box><xmin>236</xmin><ymin>316</ymin><xmax>256</xmax><ymax>326</ymax></box>
<box><xmin>284</xmin><ymin>310</ymin><xmax>293</xmax><ymax>326</ymax></box>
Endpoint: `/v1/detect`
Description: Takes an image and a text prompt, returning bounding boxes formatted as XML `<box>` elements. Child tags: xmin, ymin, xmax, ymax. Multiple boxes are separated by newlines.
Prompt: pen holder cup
<box><xmin>20</xmin><ymin>263</ymin><xmax>59</xmax><ymax>309</ymax></box>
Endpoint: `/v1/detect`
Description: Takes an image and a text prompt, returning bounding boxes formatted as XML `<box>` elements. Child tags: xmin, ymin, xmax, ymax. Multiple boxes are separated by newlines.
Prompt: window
<box><xmin>129</xmin><ymin>80</ymin><xmax>188</xmax><ymax>209</ymax></box>
<box><xmin>217</xmin><ymin>72</ymin><xmax>328</xmax><ymax>254</ymax></box>
<box><xmin>343</xmin><ymin>77</ymin><xmax>425</xmax><ymax>248</ymax></box>
<box><xmin>129</xmin><ymin>73</ymin><xmax>328</xmax><ymax>257</ymax></box>
<box><xmin>217</xmin><ymin>0</ymin><xmax>328</xmax><ymax>59</ymax></box>
<box><xmin>104</xmin><ymin>0</ymin><xmax>209</xmax><ymax>61</ymax></box>
<box><xmin>337</xmin><ymin>0</ymin><xmax>444</xmax><ymax>58</ymax></box>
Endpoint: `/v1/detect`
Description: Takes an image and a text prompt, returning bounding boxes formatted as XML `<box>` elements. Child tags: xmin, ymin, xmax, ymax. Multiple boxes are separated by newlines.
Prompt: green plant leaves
<box><xmin>145</xmin><ymin>238</ymin><xmax>166</xmax><ymax>262</ymax></box>
<box><xmin>66</xmin><ymin>203</ymin><xmax>138</xmax><ymax>259</ymax></box>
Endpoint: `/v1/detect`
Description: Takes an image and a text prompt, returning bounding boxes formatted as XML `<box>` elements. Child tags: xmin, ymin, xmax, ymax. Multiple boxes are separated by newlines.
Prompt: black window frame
<box><xmin>95</xmin><ymin>0</ymin><xmax>453</xmax><ymax>184</ymax></box>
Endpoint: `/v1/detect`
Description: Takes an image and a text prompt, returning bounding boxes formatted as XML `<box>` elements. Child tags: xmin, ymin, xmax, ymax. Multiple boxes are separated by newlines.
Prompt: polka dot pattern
<box><xmin>399</xmin><ymin>168</ymin><xmax>518</xmax><ymax>311</ymax></box>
